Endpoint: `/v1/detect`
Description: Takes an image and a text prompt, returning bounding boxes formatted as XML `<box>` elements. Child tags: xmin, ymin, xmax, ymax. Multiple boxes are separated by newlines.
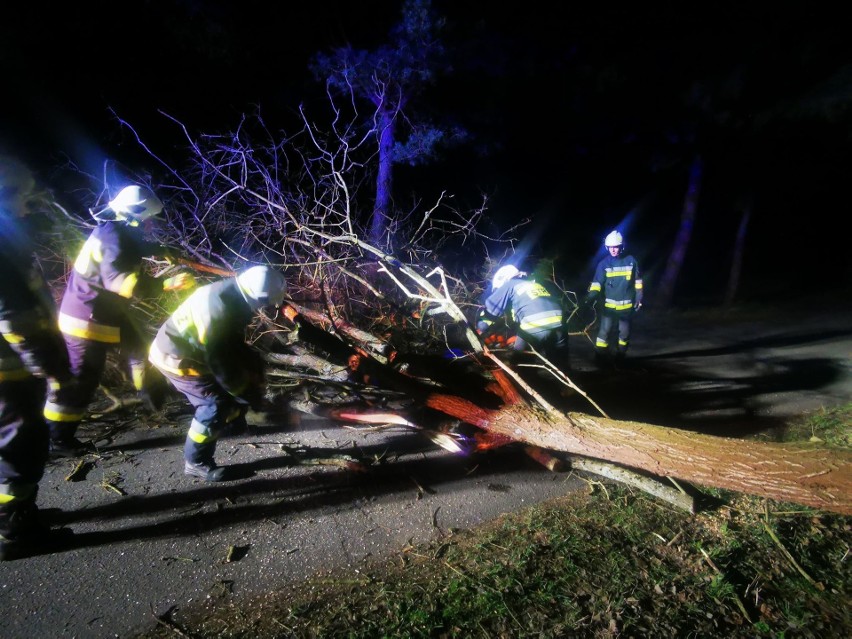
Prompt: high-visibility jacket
<box><xmin>58</xmin><ymin>222</ymin><xmax>168</xmax><ymax>343</ymax></box>
<box><xmin>482</xmin><ymin>276</ymin><xmax>564</xmax><ymax>337</ymax></box>
<box><xmin>0</xmin><ymin>215</ymin><xmax>71</xmax><ymax>383</ymax></box>
<box><xmin>0</xmin><ymin>213</ymin><xmax>73</xmax><ymax>503</ymax></box>
<box><xmin>148</xmin><ymin>278</ymin><xmax>264</xmax><ymax>404</ymax></box>
<box><xmin>586</xmin><ymin>253</ymin><xmax>643</xmax><ymax>314</ymax></box>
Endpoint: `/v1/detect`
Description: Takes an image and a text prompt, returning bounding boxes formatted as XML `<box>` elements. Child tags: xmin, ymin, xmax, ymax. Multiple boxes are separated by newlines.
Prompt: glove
<box><xmin>162</xmin><ymin>272</ymin><xmax>196</xmax><ymax>292</ymax></box>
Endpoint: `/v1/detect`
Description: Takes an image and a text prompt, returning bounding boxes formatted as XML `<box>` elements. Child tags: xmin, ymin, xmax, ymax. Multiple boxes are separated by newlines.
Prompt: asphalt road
<box><xmin>1</xmin><ymin>304</ymin><xmax>850</xmax><ymax>638</ymax></box>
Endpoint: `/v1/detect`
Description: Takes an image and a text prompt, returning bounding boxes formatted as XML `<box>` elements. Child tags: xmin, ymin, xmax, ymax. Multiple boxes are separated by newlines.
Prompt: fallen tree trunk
<box><xmin>425</xmin><ymin>393</ymin><xmax>852</xmax><ymax>516</ymax></box>
<box><xmin>267</xmin><ymin>309</ymin><xmax>851</xmax><ymax>516</ymax></box>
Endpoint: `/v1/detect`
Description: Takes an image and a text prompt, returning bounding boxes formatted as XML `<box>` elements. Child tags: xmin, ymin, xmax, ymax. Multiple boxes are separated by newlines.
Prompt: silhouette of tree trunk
<box><xmin>310</xmin><ymin>0</ymin><xmax>456</xmax><ymax>249</ymax></box>
<box><xmin>656</xmin><ymin>155</ymin><xmax>702</xmax><ymax>307</ymax></box>
<box><xmin>724</xmin><ymin>201</ymin><xmax>751</xmax><ymax>307</ymax></box>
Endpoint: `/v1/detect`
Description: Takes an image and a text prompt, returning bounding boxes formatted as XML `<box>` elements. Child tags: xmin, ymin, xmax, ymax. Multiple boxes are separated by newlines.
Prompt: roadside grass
<box><xmin>141</xmin><ymin>403</ymin><xmax>851</xmax><ymax>638</ymax></box>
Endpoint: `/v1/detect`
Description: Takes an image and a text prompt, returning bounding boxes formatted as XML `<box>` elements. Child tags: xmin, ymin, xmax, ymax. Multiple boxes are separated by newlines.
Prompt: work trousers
<box><xmin>595</xmin><ymin>312</ymin><xmax>633</xmax><ymax>357</ymax></box>
<box><xmin>513</xmin><ymin>325</ymin><xmax>571</xmax><ymax>372</ymax></box>
<box><xmin>156</xmin><ymin>370</ymin><xmax>247</xmax><ymax>465</ymax></box>
<box><xmin>0</xmin><ymin>376</ymin><xmax>49</xmax><ymax>503</ymax></box>
<box><xmin>45</xmin><ymin>333</ymin><xmax>149</xmax><ymax>441</ymax></box>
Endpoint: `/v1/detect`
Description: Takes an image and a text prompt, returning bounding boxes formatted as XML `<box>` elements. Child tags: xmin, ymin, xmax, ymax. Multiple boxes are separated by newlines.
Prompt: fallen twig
<box><xmin>699</xmin><ymin>547</ymin><xmax>753</xmax><ymax>623</ymax></box>
<box><xmin>761</xmin><ymin>521</ymin><xmax>824</xmax><ymax>590</ymax></box>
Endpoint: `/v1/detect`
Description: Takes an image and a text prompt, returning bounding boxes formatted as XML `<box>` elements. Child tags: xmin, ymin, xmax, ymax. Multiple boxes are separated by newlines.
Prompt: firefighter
<box><xmin>478</xmin><ymin>264</ymin><xmax>570</xmax><ymax>371</ymax></box>
<box><xmin>0</xmin><ymin>156</ymin><xmax>75</xmax><ymax>559</ymax></box>
<box><xmin>584</xmin><ymin>230</ymin><xmax>644</xmax><ymax>364</ymax></box>
<box><xmin>45</xmin><ymin>185</ymin><xmax>196</xmax><ymax>457</ymax></box>
<box><xmin>148</xmin><ymin>265</ymin><xmax>287</xmax><ymax>482</ymax></box>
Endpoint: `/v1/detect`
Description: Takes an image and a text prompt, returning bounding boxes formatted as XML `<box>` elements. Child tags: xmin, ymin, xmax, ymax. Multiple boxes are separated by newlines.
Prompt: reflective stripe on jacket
<box><xmin>484</xmin><ymin>277</ymin><xmax>564</xmax><ymax>337</ymax></box>
<box><xmin>59</xmin><ymin>222</ymin><xmax>166</xmax><ymax>331</ymax></box>
<box><xmin>0</xmin><ymin>224</ymin><xmax>72</xmax><ymax>382</ymax></box>
<box><xmin>149</xmin><ymin>278</ymin><xmax>259</xmax><ymax>398</ymax></box>
<box><xmin>587</xmin><ymin>254</ymin><xmax>643</xmax><ymax>313</ymax></box>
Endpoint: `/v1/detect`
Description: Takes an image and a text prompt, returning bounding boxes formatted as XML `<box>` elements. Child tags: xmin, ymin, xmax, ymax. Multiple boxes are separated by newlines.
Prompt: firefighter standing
<box><xmin>478</xmin><ymin>264</ymin><xmax>570</xmax><ymax>371</ymax></box>
<box><xmin>148</xmin><ymin>265</ymin><xmax>287</xmax><ymax>482</ymax></box>
<box><xmin>45</xmin><ymin>185</ymin><xmax>195</xmax><ymax>457</ymax></box>
<box><xmin>585</xmin><ymin>230</ymin><xmax>643</xmax><ymax>364</ymax></box>
<box><xmin>0</xmin><ymin>156</ymin><xmax>75</xmax><ymax>559</ymax></box>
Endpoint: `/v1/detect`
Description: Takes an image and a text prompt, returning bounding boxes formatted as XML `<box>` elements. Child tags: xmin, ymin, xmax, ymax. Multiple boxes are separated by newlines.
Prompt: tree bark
<box><xmin>372</xmin><ymin>104</ymin><xmax>396</xmax><ymax>246</ymax></box>
<box><xmin>423</xmin><ymin>393</ymin><xmax>852</xmax><ymax>516</ymax></box>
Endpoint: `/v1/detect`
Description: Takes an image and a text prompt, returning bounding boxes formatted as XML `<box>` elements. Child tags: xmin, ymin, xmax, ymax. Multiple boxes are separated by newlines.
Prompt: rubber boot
<box><xmin>184</xmin><ymin>438</ymin><xmax>227</xmax><ymax>482</ymax></box>
<box><xmin>0</xmin><ymin>497</ymin><xmax>73</xmax><ymax>561</ymax></box>
<box><xmin>48</xmin><ymin>423</ymin><xmax>95</xmax><ymax>459</ymax></box>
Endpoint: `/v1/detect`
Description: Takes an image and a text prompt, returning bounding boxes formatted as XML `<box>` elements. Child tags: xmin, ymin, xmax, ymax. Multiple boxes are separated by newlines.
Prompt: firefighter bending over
<box><xmin>478</xmin><ymin>264</ymin><xmax>570</xmax><ymax>371</ymax></box>
<box><xmin>148</xmin><ymin>265</ymin><xmax>286</xmax><ymax>482</ymax></box>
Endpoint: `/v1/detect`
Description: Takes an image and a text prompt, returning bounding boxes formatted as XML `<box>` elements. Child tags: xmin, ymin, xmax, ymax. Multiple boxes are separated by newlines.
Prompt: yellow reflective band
<box><xmin>118</xmin><ymin>272</ymin><xmax>139</xmax><ymax>298</ymax></box>
<box><xmin>148</xmin><ymin>342</ymin><xmax>203</xmax><ymax>377</ymax></box>
<box><xmin>188</xmin><ymin>419</ymin><xmax>215</xmax><ymax>444</ymax></box>
<box><xmin>188</xmin><ymin>430</ymin><xmax>211</xmax><ymax>444</ymax></box>
<box><xmin>44</xmin><ymin>403</ymin><xmax>86</xmax><ymax>422</ymax></box>
<box><xmin>595</xmin><ymin>338</ymin><xmax>608</xmax><ymax>348</ymax></box>
<box><xmin>605</xmin><ymin>267</ymin><xmax>633</xmax><ymax>278</ymax></box>
<box><xmin>131</xmin><ymin>366</ymin><xmax>145</xmax><ymax>391</ymax></box>
<box><xmin>520</xmin><ymin>316</ymin><xmax>562</xmax><ymax>330</ymax></box>
<box><xmin>2</xmin><ymin>332</ymin><xmax>24</xmax><ymax>344</ymax></box>
<box><xmin>0</xmin><ymin>483</ymin><xmax>35</xmax><ymax>503</ymax></box>
<box><xmin>589</xmin><ymin>282</ymin><xmax>601</xmax><ymax>292</ymax></box>
<box><xmin>635</xmin><ymin>281</ymin><xmax>643</xmax><ymax>289</ymax></box>
<box><xmin>604</xmin><ymin>301</ymin><xmax>634</xmax><ymax>310</ymax></box>
<box><xmin>58</xmin><ymin>313</ymin><xmax>121</xmax><ymax>343</ymax></box>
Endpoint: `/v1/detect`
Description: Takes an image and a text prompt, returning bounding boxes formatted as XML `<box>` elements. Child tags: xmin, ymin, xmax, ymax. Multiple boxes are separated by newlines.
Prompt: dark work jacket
<box><xmin>483</xmin><ymin>277</ymin><xmax>563</xmax><ymax>337</ymax></box>
<box><xmin>148</xmin><ymin>278</ymin><xmax>264</xmax><ymax>403</ymax></box>
<box><xmin>0</xmin><ymin>211</ymin><xmax>71</xmax><ymax>382</ymax></box>
<box><xmin>58</xmin><ymin>222</ymin><xmax>167</xmax><ymax>343</ymax></box>
<box><xmin>586</xmin><ymin>253</ymin><xmax>643</xmax><ymax>315</ymax></box>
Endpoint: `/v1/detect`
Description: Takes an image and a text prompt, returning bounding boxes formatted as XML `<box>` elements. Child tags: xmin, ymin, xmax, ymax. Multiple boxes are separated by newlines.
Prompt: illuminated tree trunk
<box><xmin>657</xmin><ymin>155</ymin><xmax>702</xmax><ymax>307</ymax></box>
<box><xmin>371</xmin><ymin>105</ymin><xmax>396</xmax><ymax>246</ymax></box>
<box><xmin>424</xmin><ymin>392</ymin><xmax>852</xmax><ymax>516</ymax></box>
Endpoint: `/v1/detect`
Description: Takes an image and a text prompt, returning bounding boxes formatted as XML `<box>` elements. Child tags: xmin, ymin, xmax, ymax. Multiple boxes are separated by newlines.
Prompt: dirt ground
<box><xmin>0</xmin><ymin>302</ymin><xmax>850</xmax><ymax>639</ymax></box>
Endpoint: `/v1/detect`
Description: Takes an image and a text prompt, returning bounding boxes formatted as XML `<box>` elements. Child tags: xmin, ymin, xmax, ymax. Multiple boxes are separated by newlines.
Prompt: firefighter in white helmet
<box><xmin>477</xmin><ymin>262</ymin><xmax>570</xmax><ymax>371</ymax></box>
<box><xmin>148</xmin><ymin>265</ymin><xmax>287</xmax><ymax>481</ymax></box>
<box><xmin>46</xmin><ymin>185</ymin><xmax>196</xmax><ymax>457</ymax></box>
<box><xmin>585</xmin><ymin>230</ymin><xmax>644</xmax><ymax>365</ymax></box>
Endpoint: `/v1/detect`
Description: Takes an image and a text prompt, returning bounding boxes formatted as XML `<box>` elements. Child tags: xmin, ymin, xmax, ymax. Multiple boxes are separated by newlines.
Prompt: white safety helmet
<box><xmin>492</xmin><ymin>265</ymin><xmax>521</xmax><ymax>290</ymax></box>
<box><xmin>236</xmin><ymin>265</ymin><xmax>287</xmax><ymax>310</ymax></box>
<box><xmin>0</xmin><ymin>156</ymin><xmax>37</xmax><ymax>216</ymax></box>
<box><xmin>107</xmin><ymin>185</ymin><xmax>164</xmax><ymax>224</ymax></box>
<box><xmin>604</xmin><ymin>230</ymin><xmax>624</xmax><ymax>248</ymax></box>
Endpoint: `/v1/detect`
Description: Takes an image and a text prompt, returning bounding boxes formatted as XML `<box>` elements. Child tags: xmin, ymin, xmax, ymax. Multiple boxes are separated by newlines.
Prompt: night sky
<box><xmin>3</xmin><ymin>1</ymin><xmax>851</xmax><ymax>304</ymax></box>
